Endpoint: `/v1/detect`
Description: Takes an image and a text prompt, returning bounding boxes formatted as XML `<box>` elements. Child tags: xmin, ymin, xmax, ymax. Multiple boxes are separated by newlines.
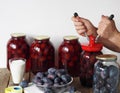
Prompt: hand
<box><xmin>97</xmin><ymin>15</ymin><xmax>119</xmax><ymax>40</ymax></box>
<box><xmin>71</xmin><ymin>16</ymin><xmax>97</xmax><ymax>36</ymax></box>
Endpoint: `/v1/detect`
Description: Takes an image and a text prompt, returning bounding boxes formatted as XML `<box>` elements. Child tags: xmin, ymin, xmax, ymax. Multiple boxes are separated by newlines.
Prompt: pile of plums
<box><xmin>33</xmin><ymin>68</ymin><xmax>72</xmax><ymax>93</ymax></box>
<box><xmin>93</xmin><ymin>62</ymin><xmax>119</xmax><ymax>93</ymax></box>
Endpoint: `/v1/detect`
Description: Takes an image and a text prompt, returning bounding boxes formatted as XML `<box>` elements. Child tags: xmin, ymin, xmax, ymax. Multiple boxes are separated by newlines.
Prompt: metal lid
<box><xmin>63</xmin><ymin>36</ymin><xmax>78</xmax><ymax>40</ymax></box>
<box><xmin>96</xmin><ymin>54</ymin><xmax>117</xmax><ymax>61</ymax></box>
<box><xmin>34</xmin><ymin>35</ymin><xmax>50</xmax><ymax>40</ymax></box>
<box><xmin>11</xmin><ymin>33</ymin><xmax>26</xmax><ymax>37</ymax></box>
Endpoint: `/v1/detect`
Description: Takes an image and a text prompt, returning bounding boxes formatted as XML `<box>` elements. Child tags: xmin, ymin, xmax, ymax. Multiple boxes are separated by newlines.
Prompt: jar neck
<box><xmin>11</xmin><ymin>36</ymin><xmax>25</xmax><ymax>40</ymax></box>
<box><xmin>99</xmin><ymin>59</ymin><xmax>118</xmax><ymax>67</ymax></box>
<box><xmin>35</xmin><ymin>39</ymin><xmax>49</xmax><ymax>43</ymax></box>
<box><xmin>64</xmin><ymin>39</ymin><xmax>78</xmax><ymax>43</ymax></box>
<box><xmin>100</xmin><ymin>59</ymin><xmax>116</xmax><ymax>62</ymax></box>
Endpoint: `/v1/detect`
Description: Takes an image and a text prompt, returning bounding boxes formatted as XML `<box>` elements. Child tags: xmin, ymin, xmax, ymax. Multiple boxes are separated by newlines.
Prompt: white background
<box><xmin>0</xmin><ymin>0</ymin><xmax>120</xmax><ymax>68</ymax></box>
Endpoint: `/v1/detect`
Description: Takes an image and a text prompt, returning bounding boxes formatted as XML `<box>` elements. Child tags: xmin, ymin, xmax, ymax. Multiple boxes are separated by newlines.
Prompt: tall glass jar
<box><xmin>93</xmin><ymin>54</ymin><xmax>119</xmax><ymax>93</ymax></box>
<box><xmin>58</xmin><ymin>36</ymin><xmax>82</xmax><ymax>77</ymax></box>
<box><xmin>30</xmin><ymin>35</ymin><xmax>55</xmax><ymax>74</ymax></box>
<box><xmin>7</xmin><ymin>33</ymin><xmax>30</xmax><ymax>72</ymax></box>
<box><xmin>80</xmin><ymin>35</ymin><xmax>103</xmax><ymax>87</ymax></box>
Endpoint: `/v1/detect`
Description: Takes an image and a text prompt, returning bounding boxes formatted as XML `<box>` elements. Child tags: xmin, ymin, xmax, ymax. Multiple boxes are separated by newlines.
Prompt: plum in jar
<box><xmin>7</xmin><ymin>33</ymin><xmax>30</xmax><ymax>72</ymax></box>
<box><xmin>58</xmin><ymin>36</ymin><xmax>82</xmax><ymax>77</ymax></box>
<box><xmin>30</xmin><ymin>36</ymin><xmax>55</xmax><ymax>74</ymax></box>
<box><xmin>93</xmin><ymin>54</ymin><xmax>119</xmax><ymax>93</ymax></box>
<box><xmin>80</xmin><ymin>35</ymin><xmax>103</xmax><ymax>87</ymax></box>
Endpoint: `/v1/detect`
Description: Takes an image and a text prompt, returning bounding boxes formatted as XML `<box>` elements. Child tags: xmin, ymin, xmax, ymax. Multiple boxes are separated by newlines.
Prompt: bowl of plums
<box><xmin>32</xmin><ymin>68</ymin><xmax>73</xmax><ymax>93</ymax></box>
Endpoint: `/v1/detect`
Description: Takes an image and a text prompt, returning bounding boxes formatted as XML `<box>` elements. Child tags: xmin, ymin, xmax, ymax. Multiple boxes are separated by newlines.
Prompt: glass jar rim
<box><xmin>11</xmin><ymin>33</ymin><xmax>26</xmax><ymax>37</ymax></box>
<box><xmin>96</xmin><ymin>54</ymin><xmax>117</xmax><ymax>61</ymax></box>
<box><xmin>34</xmin><ymin>35</ymin><xmax>50</xmax><ymax>40</ymax></box>
<box><xmin>63</xmin><ymin>35</ymin><xmax>78</xmax><ymax>40</ymax></box>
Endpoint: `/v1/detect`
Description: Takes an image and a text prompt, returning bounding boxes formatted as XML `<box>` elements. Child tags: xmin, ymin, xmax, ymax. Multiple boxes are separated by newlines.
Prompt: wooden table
<box><xmin>0</xmin><ymin>68</ymin><xmax>94</xmax><ymax>93</ymax></box>
<box><xmin>71</xmin><ymin>77</ymin><xmax>93</xmax><ymax>93</ymax></box>
<box><xmin>0</xmin><ymin>68</ymin><xmax>10</xmax><ymax>93</ymax></box>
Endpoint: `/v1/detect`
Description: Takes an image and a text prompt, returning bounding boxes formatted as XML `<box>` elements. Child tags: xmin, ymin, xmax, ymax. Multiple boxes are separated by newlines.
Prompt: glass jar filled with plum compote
<box><xmin>7</xmin><ymin>33</ymin><xmax>30</xmax><ymax>71</ymax></box>
<box><xmin>93</xmin><ymin>54</ymin><xmax>119</xmax><ymax>93</ymax></box>
<box><xmin>30</xmin><ymin>35</ymin><xmax>55</xmax><ymax>74</ymax></box>
<box><xmin>80</xmin><ymin>35</ymin><xmax>103</xmax><ymax>87</ymax></box>
<box><xmin>58</xmin><ymin>36</ymin><xmax>82</xmax><ymax>77</ymax></box>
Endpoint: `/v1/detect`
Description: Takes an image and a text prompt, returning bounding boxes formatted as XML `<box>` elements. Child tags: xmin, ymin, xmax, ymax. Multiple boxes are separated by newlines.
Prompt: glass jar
<box><xmin>7</xmin><ymin>33</ymin><xmax>30</xmax><ymax>72</ymax></box>
<box><xmin>93</xmin><ymin>54</ymin><xmax>119</xmax><ymax>93</ymax></box>
<box><xmin>30</xmin><ymin>35</ymin><xmax>55</xmax><ymax>74</ymax></box>
<box><xmin>58</xmin><ymin>36</ymin><xmax>82</xmax><ymax>77</ymax></box>
<box><xmin>80</xmin><ymin>35</ymin><xmax>103</xmax><ymax>87</ymax></box>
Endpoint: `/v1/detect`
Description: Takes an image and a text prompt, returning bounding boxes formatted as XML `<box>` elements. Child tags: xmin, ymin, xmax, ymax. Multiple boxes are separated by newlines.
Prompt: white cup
<box><xmin>9</xmin><ymin>58</ymin><xmax>26</xmax><ymax>85</ymax></box>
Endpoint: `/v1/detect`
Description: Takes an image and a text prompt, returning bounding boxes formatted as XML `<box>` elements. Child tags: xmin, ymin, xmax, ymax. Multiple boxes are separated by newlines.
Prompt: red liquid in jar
<box><xmin>80</xmin><ymin>51</ymin><xmax>102</xmax><ymax>87</ymax></box>
<box><xmin>7</xmin><ymin>33</ymin><xmax>30</xmax><ymax>72</ymax></box>
<box><xmin>58</xmin><ymin>36</ymin><xmax>82</xmax><ymax>77</ymax></box>
<box><xmin>30</xmin><ymin>36</ymin><xmax>55</xmax><ymax>74</ymax></box>
<box><xmin>80</xmin><ymin>35</ymin><xmax>103</xmax><ymax>87</ymax></box>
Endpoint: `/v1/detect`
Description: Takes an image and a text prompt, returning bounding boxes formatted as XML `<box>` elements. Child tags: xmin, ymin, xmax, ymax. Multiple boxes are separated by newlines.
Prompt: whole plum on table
<box><xmin>19</xmin><ymin>80</ymin><xmax>28</xmax><ymax>88</ymax></box>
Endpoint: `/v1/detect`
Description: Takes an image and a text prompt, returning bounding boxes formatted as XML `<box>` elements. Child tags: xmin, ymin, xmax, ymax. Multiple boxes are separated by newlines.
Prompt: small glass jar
<box><xmin>80</xmin><ymin>35</ymin><xmax>103</xmax><ymax>87</ymax></box>
<box><xmin>93</xmin><ymin>54</ymin><xmax>119</xmax><ymax>93</ymax></box>
<box><xmin>30</xmin><ymin>35</ymin><xmax>55</xmax><ymax>74</ymax></box>
<box><xmin>58</xmin><ymin>36</ymin><xmax>82</xmax><ymax>77</ymax></box>
<box><xmin>7</xmin><ymin>33</ymin><xmax>30</xmax><ymax>71</ymax></box>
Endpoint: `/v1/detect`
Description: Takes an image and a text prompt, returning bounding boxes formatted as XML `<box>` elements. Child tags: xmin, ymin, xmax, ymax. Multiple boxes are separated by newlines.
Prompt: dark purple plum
<box><xmin>109</xmin><ymin>65</ymin><xmax>119</xmax><ymax>78</ymax></box>
<box><xmin>32</xmin><ymin>75</ymin><xmax>42</xmax><ymax>83</ymax></box>
<box><xmin>37</xmin><ymin>80</ymin><xmax>44</xmax><ymax>85</ymax></box>
<box><xmin>36</xmin><ymin>72</ymin><xmax>45</xmax><ymax>79</ymax></box>
<box><xmin>61</xmin><ymin>74</ymin><xmax>71</xmax><ymax>83</ymax></box>
<box><xmin>54</xmin><ymin>77</ymin><xmax>61</xmax><ymax>84</ymax></box>
<box><xmin>99</xmin><ymin>87</ymin><xmax>109</xmax><ymax>93</ymax></box>
<box><xmin>48</xmin><ymin>68</ymin><xmax>56</xmax><ymax>74</ymax></box>
<box><xmin>100</xmin><ymin>66</ymin><xmax>109</xmax><ymax>79</ymax></box>
<box><xmin>107</xmin><ymin>78</ymin><xmax>118</xmax><ymax>90</ymax></box>
<box><xmin>93</xmin><ymin>75</ymin><xmax>99</xmax><ymax>84</ymax></box>
<box><xmin>19</xmin><ymin>80</ymin><xmax>28</xmax><ymax>88</ymax></box>
<box><xmin>95</xmin><ymin>80</ymin><xmax>104</xmax><ymax>89</ymax></box>
<box><xmin>43</xmin><ymin>79</ymin><xmax>54</xmax><ymax>87</ymax></box>
<box><xmin>55</xmin><ymin>69</ymin><xmax>67</xmax><ymax>77</ymax></box>
<box><xmin>47</xmin><ymin>73</ymin><xmax>56</xmax><ymax>80</ymax></box>
<box><xmin>60</xmin><ymin>81</ymin><xmax>66</xmax><ymax>85</ymax></box>
<box><xmin>110</xmin><ymin>88</ymin><xmax>118</xmax><ymax>93</ymax></box>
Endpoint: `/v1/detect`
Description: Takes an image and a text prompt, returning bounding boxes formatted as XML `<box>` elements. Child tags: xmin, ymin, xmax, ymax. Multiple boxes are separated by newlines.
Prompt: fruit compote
<box><xmin>93</xmin><ymin>54</ymin><xmax>119</xmax><ymax>93</ymax></box>
<box><xmin>30</xmin><ymin>36</ymin><xmax>55</xmax><ymax>74</ymax></box>
<box><xmin>80</xmin><ymin>35</ymin><xmax>103</xmax><ymax>87</ymax></box>
<box><xmin>7</xmin><ymin>33</ymin><xmax>30</xmax><ymax>71</ymax></box>
<box><xmin>58</xmin><ymin>36</ymin><xmax>82</xmax><ymax>77</ymax></box>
